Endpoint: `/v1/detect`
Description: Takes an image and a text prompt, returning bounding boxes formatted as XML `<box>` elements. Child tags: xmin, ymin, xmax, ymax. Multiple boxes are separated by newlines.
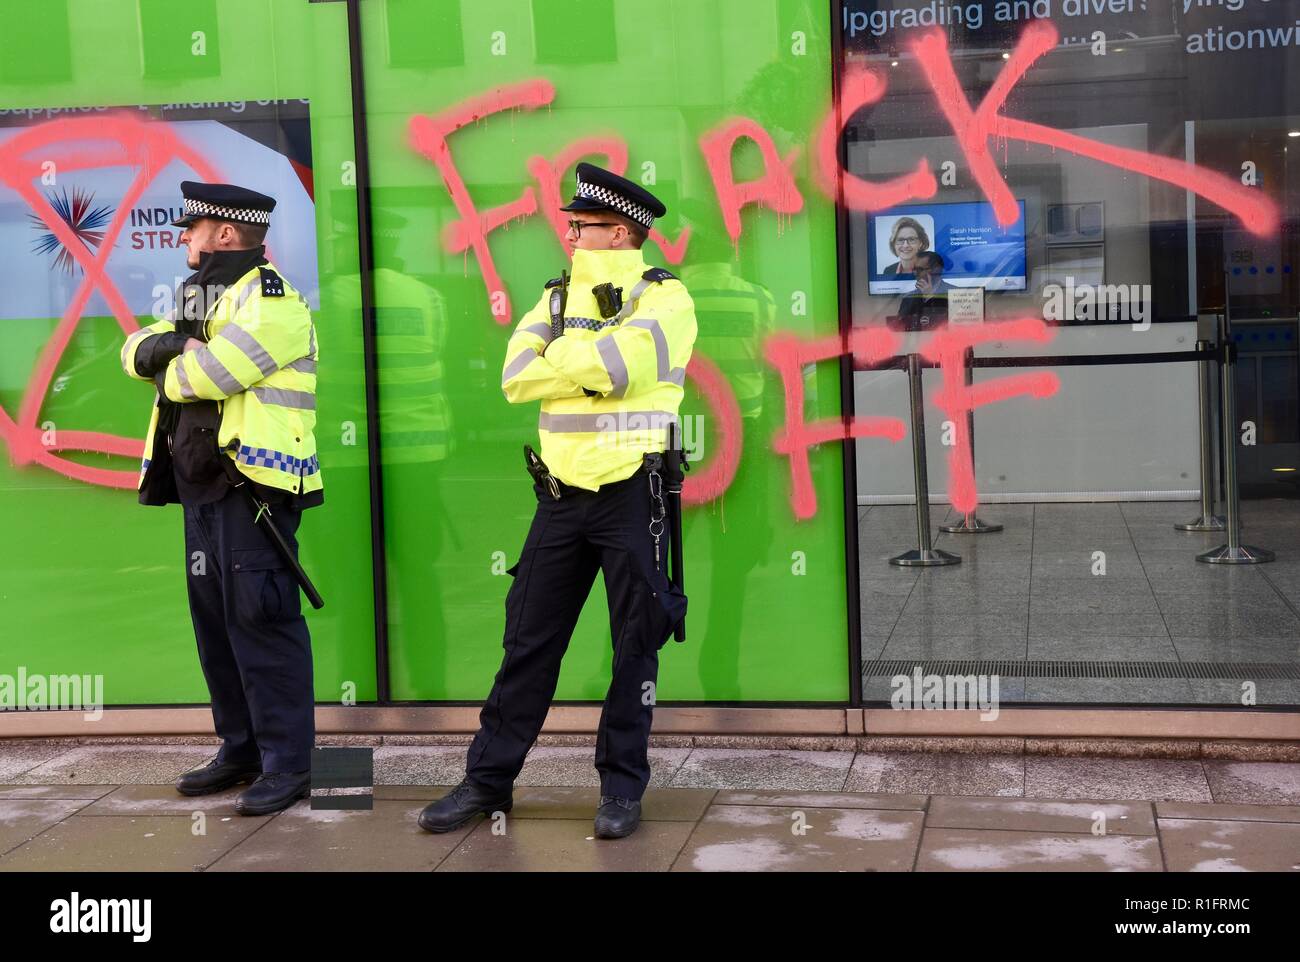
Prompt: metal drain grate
<box><xmin>862</xmin><ymin>659</ymin><xmax>1300</xmax><ymax>680</ymax></box>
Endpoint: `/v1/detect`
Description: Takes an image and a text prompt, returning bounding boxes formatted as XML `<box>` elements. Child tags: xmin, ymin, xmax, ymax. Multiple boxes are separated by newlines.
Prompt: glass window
<box><xmin>841</xmin><ymin>1</ymin><xmax>1300</xmax><ymax>708</ymax></box>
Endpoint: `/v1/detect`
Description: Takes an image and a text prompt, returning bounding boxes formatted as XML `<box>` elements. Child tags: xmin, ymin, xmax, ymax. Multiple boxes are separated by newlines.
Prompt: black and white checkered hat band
<box><xmin>575</xmin><ymin>179</ymin><xmax>654</xmax><ymax>229</ymax></box>
<box><xmin>182</xmin><ymin>198</ymin><xmax>271</xmax><ymax>225</ymax></box>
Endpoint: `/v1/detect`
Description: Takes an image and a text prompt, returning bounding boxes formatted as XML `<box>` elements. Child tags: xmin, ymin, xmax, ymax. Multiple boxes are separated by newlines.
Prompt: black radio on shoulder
<box><xmin>592</xmin><ymin>283</ymin><xmax>623</xmax><ymax>320</ymax></box>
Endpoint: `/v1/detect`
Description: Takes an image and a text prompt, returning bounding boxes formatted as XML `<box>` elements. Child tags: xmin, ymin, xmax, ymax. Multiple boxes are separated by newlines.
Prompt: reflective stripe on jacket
<box><xmin>501</xmin><ymin>247</ymin><xmax>697</xmax><ymax>490</ymax></box>
<box><xmin>121</xmin><ymin>262</ymin><xmax>322</xmax><ymax>497</ymax></box>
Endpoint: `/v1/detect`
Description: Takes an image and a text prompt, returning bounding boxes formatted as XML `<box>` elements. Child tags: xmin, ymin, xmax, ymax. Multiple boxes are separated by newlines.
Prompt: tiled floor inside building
<box><xmin>859</xmin><ymin>499</ymin><xmax>1300</xmax><ymax>705</ymax></box>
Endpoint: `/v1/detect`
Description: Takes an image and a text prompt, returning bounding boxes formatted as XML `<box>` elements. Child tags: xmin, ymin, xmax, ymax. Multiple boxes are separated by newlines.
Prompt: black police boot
<box><xmin>175</xmin><ymin>756</ymin><xmax>261</xmax><ymax>797</ymax></box>
<box><xmin>594</xmin><ymin>796</ymin><xmax>642</xmax><ymax>839</ymax></box>
<box><xmin>417</xmin><ymin>779</ymin><xmax>513</xmax><ymax>833</ymax></box>
<box><xmin>234</xmin><ymin>771</ymin><xmax>311</xmax><ymax>816</ymax></box>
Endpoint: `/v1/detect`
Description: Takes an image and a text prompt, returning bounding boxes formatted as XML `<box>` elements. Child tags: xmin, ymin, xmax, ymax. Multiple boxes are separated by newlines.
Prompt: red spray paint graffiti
<box><xmin>765</xmin><ymin>322</ymin><xmax>1061</xmax><ymax>520</ymax></box>
<box><xmin>410</xmin><ymin>20</ymin><xmax>1280</xmax><ymax>309</ymax></box>
<box><xmin>0</xmin><ymin>18</ymin><xmax>1282</xmax><ymax>505</ymax></box>
<box><xmin>919</xmin><ymin>320</ymin><xmax>1060</xmax><ymax>515</ymax></box>
<box><xmin>813</xmin><ymin>65</ymin><xmax>937</xmax><ymax>214</ymax></box>
<box><xmin>394</xmin><ymin>16</ymin><xmax>1279</xmax><ymax>515</ymax></box>
<box><xmin>700</xmin><ymin>118</ymin><xmax>803</xmax><ymax>244</ymax></box>
<box><xmin>409</xmin><ymin>80</ymin><xmax>555</xmax><ymax>325</ymax></box>
<box><xmin>0</xmin><ymin>113</ymin><xmax>221</xmax><ymax>489</ymax></box>
<box><xmin>680</xmin><ymin>353</ymin><xmax>742</xmax><ymax>506</ymax></box>
<box><xmin>910</xmin><ymin>23</ymin><xmax>1277</xmax><ymax>234</ymax></box>
<box><xmin>766</xmin><ymin>327</ymin><xmax>907</xmax><ymax>520</ymax></box>
<box><xmin>527</xmin><ymin>137</ymin><xmax>628</xmax><ymax>256</ymax></box>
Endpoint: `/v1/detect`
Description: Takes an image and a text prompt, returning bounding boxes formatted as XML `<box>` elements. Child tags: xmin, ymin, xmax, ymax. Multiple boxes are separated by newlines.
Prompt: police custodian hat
<box><xmin>172</xmin><ymin>181</ymin><xmax>277</xmax><ymax>228</ymax></box>
<box><xmin>560</xmin><ymin>162</ymin><xmax>666</xmax><ymax>230</ymax></box>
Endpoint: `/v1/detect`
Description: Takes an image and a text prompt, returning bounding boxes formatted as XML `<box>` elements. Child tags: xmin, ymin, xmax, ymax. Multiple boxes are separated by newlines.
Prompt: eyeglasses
<box><xmin>567</xmin><ymin>219</ymin><xmax>616</xmax><ymax>238</ymax></box>
<box><xmin>895</xmin><ymin>235</ymin><xmax>920</xmax><ymax>246</ymax></box>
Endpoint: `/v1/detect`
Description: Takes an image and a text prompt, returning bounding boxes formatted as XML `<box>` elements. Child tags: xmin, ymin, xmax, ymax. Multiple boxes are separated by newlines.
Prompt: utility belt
<box><xmin>523</xmin><ymin>445</ymin><xmax>683</xmax><ymax>501</ymax></box>
<box><xmin>523</xmin><ymin>436</ymin><xmax>688</xmax><ymax>642</ymax></box>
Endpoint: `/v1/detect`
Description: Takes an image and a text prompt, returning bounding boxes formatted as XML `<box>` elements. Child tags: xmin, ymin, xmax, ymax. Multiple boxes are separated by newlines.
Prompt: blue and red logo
<box><xmin>29</xmin><ymin>185</ymin><xmax>115</xmax><ymax>274</ymax></box>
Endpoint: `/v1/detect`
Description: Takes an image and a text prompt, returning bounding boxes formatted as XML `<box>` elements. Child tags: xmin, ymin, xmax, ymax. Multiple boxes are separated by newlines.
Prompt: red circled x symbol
<box><xmin>0</xmin><ymin>112</ymin><xmax>220</xmax><ymax>488</ymax></box>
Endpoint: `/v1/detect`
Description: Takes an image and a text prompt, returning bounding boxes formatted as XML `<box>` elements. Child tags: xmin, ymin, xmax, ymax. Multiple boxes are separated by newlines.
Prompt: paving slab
<box><xmin>81</xmin><ymin>784</ymin><xmax>249</xmax><ymax>816</ymax></box>
<box><xmin>714</xmin><ymin>790</ymin><xmax>927</xmax><ymax>811</ymax></box>
<box><xmin>510</xmin><ymin>786</ymin><xmax>713</xmax><ymax>821</ymax></box>
<box><xmin>1025</xmin><ymin>757</ymin><xmax>1212</xmax><ymax>802</ymax></box>
<box><xmin>12</xmin><ymin>746</ymin><xmax>215</xmax><ymax>785</ymax></box>
<box><xmin>73</xmin><ymin>736</ymin><xmax>223</xmax><ymax>746</ymax></box>
<box><xmin>515</xmin><ymin>747</ymin><xmax>691</xmax><ymax>788</ymax></box>
<box><xmin>209</xmin><ymin>800</ymin><xmax>466</xmax><ymax>872</ymax></box>
<box><xmin>1023</xmin><ymin>738</ymin><xmax>1198</xmax><ymax>760</ymax></box>
<box><xmin>372</xmin><ymin>784</ymin><xmax>457</xmax><ymax>801</ymax></box>
<box><xmin>0</xmin><ymin>798</ymin><xmax>95</xmax><ymax>856</ymax></box>
<box><xmin>693</xmin><ymin>735</ymin><xmax>859</xmax><ymax>752</ymax></box>
<box><xmin>0</xmin><ymin>784</ymin><xmax>116</xmax><ymax>800</ymax></box>
<box><xmin>371</xmin><ymin>746</ymin><xmax>466</xmax><ymax>786</ymax></box>
<box><xmin>1156</xmin><ymin>801</ymin><xmax>1300</xmax><ymax>823</ymax></box>
<box><xmin>0</xmin><ymin>740</ymin><xmax>81</xmax><ymax>781</ymax></box>
<box><xmin>927</xmin><ymin>795</ymin><xmax>1155</xmax><ymax>835</ymax></box>
<box><xmin>436</xmin><ymin>816</ymin><xmax>694</xmax><ymax>872</ymax></box>
<box><xmin>1203</xmin><ymin>761</ymin><xmax>1300</xmax><ymax>805</ymax></box>
<box><xmin>672</xmin><ymin>804</ymin><xmax>923</xmax><ymax>872</ymax></box>
<box><xmin>846</xmin><ymin>752</ymin><xmax>1025</xmax><ymax>797</ymax></box>
<box><xmin>0</xmin><ymin>813</ymin><xmax>264</xmax><ymax>871</ymax></box>
<box><xmin>669</xmin><ymin>749</ymin><xmax>854</xmax><ymax>791</ymax></box>
<box><xmin>1158</xmin><ymin>818</ymin><xmax>1300</xmax><ymax>872</ymax></box>
<box><xmin>916</xmin><ymin>827</ymin><xmax>1162</xmax><ymax>871</ymax></box>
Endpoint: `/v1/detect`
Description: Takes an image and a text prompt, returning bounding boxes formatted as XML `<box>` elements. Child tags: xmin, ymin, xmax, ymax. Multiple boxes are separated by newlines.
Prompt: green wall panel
<box><xmin>0</xmin><ymin>0</ymin><xmax>376</xmax><ymax>705</ymax></box>
<box><xmin>361</xmin><ymin>0</ymin><xmax>850</xmax><ymax>702</ymax></box>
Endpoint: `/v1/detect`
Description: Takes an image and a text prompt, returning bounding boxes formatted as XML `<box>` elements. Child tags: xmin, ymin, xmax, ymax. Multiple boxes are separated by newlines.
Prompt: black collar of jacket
<box><xmin>177</xmin><ymin>246</ymin><xmax>269</xmax><ymax>335</ymax></box>
<box><xmin>190</xmin><ymin>244</ymin><xmax>268</xmax><ymax>287</ymax></box>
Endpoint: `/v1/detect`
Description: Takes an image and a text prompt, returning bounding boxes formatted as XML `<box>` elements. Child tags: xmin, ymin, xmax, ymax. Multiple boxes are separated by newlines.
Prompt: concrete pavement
<box><xmin>1</xmin><ymin>738</ymin><xmax>1298</xmax><ymax>871</ymax></box>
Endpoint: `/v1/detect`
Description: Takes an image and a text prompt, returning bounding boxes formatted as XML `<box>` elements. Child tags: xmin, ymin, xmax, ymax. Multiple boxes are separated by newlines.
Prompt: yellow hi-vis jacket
<box><xmin>120</xmin><ymin>262</ymin><xmax>322</xmax><ymax>497</ymax></box>
<box><xmin>501</xmin><ymin>247</ymin><xmax>697</xmax><ymax>490</ymax></box>
<box><xmin>372</xmin><ymin>266</ymin><xmax>453</xmax><ymax>465</ymax></box>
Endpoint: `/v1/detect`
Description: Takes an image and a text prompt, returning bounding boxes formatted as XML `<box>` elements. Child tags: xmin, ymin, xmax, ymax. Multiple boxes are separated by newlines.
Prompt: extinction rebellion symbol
<box><xmin>28</xmin><ymin>185</ymin><xmax>114</xmax><ymax>275</ymax></box>
<box><xmin>0</xmin><ymin>112</ymin><xmax>222</xmax><ymax>489</ymax></box>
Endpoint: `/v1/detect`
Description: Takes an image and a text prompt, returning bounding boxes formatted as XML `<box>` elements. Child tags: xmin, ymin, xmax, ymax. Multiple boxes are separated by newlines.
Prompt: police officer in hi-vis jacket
<box><xmin>419</xmin><ymin>164</ymin><xmax>696</xmax><ymax>840</ymax></box>
<box><xmin>121</xmin><ymin>182</ymin><xmax>322</xmax><ymax>816</ymax></box>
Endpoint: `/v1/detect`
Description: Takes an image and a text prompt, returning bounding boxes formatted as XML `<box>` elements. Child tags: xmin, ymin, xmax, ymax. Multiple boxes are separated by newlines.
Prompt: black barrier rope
<box><xmin>970</xmin><ymin>349</ymin><xmax>1216</xmax><ymax>368</ymax></box>
<box><xmin>862</xmin><ymin>348</ymin><xmax>1218</xmax><ymax>371</ymax></box>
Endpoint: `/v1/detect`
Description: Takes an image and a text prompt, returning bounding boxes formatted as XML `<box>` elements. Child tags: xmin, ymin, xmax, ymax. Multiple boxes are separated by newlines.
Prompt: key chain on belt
<box><xmin>648</xmin><ymin>469</ymin><xmax>666</xmax><ymax>568</ymax></box>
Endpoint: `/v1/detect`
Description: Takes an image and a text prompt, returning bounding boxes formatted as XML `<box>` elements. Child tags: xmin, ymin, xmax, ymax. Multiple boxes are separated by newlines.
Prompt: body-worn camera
<box><xmin>592</xmin><ymin>283</ymin><xmax>623</xmax><ymax>320</ymax></box>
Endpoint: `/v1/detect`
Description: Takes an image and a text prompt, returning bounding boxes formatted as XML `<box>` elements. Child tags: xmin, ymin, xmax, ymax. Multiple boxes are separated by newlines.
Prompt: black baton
<box><xmin>219</xmin><ymin>442</ymin><xmax>325</xmax><ymax>609</ymax></box>
<box><xmin>666</xmin><ymin>421</ymin><xmax>686</xmax><ymax>642</ymax></box>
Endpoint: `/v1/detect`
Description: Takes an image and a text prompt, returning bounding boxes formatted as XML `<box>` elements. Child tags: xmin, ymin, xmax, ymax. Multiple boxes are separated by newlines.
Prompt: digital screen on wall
<box><xmin>867</xmin><ymin>200</ymin><xmax>1027</xmax><ymax>295</ymax></box>
<box><xmin>0</xmin><ymin>100</ymin><xmax>319</xmax><ymax>331</ymax></box>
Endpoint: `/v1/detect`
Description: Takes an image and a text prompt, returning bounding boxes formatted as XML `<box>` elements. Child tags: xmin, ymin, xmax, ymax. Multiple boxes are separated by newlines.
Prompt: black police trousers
<box><xmin>182</xmin><ymin>486</ymin><xmax>314</xmax><ymax>774</ymax></box>
<box><xmin>466</xmin><ymin>467</ymin><xmax>687</xmax><ymax>801</ymax></box>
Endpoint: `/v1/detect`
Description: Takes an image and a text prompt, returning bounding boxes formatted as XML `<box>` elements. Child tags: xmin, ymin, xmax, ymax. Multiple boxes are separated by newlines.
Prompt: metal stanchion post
<box><xmin>1213</xmin><ymin>314</ymin><xmax>1227</xmax><ymax>508</ymax></box>
<box><xmin>940</xmin><ymin>346</ymin><xmax>1003</xmax><ymax>534</ymax></box>
<box><xmin>891</xmin><ymin>353</ymin><xmax>960</xmax><ymax>567</ymax></box>
<box><xmin>1176</xmin><ymin>337</ymin><xmax>1226</xmax><ymax>532</ymax></box>
<box><xmin>1197</xmin><ymin>328</ymin><xmax>1273</xmax><ymax>564</ymax></box>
